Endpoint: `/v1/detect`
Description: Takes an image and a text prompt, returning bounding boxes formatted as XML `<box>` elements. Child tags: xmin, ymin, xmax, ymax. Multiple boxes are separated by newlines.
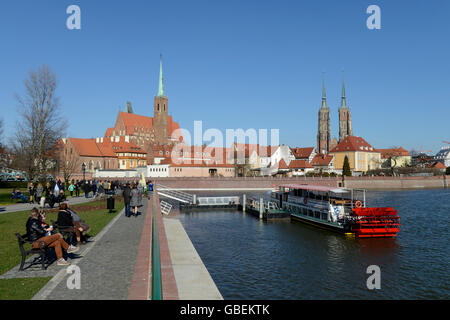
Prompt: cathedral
<box><xmin>317</xmin><ymin>74</ymin><xmax>353</xmax><ymax>155</ymax></box>
<box><xmin>104</xmin><ymin>57</ymin><xmax>182</xmax><ymax>161</ymax></box>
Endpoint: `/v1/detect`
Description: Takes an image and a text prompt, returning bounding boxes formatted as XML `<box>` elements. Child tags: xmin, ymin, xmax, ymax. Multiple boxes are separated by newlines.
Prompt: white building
<box><xmin>435</xmin><ymin>146</ymin><xmax>450</xmax><ymax>167</ymax></box>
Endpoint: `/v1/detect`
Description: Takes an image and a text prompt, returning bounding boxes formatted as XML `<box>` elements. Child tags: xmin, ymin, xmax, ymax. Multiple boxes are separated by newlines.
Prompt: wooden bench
<box><xmin>15</xmin><ymin>233</ymin><xmax>49</xmax><ymax>271</ymax></box>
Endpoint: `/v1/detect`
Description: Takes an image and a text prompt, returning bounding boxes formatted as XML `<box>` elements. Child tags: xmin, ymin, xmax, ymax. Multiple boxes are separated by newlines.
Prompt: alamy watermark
<box><xmin>366</xmin><ymin>265</ymin><xmax>381</xmax><ymax>290</ymax></box>
<box><xmin>66</xmin><ymin>5</ymin><xmax>81</xmax><ymax>30</ymax></box>
<box><xmin>66</xmin><ymin>5</ymin><xmax>381</xmax><ymax>31</ymax></box>
<box><xmin>367</xmin><ymin>5</ymin><xmax>381</xmax><ymax>30</ymax></box>
<box><xmin>66</xmin><ymin>265</ymin><xmax>81</xmax><ymax>290</ymax></box>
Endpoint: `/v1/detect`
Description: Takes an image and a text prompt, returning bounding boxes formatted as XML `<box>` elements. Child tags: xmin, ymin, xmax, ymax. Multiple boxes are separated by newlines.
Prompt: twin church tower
<box><xmin>317</xmin><ymin>74</ymin><xmax>353</xmax><ymax>155</ymax></box>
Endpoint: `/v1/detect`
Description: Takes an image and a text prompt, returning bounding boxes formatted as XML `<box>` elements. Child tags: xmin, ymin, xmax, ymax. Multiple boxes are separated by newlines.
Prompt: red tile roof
<box><xmin>288</xmin><ymin>160</ymin><xmax>314</xmax><ymax>169</ymax></box>
<box><xmin>277</xmin><ymin>159</ymin><xmax>289</xmax><ymax>170</ymax></box>
<box><xmin>377</xmin><ymin>147</ymin><xmax>410</xmax><ymax>158</ymax></box>
<box><xmin>330</xmin><ymin>136</ymin><xmax>377</xmax><ymax>153</ymax></box>
<box><xmin>427</xmin><ymin>161</ymin><xmax>446</xmax><ymax>169</ymax></box>
<box><xmin>311</xmin><ymin>154</ymin><xmax>334</xmax><ymax>167</ymax></box>
<box><xmin>291</xmin><ymin>147</ymin><xmax>315</xmax><ymax>159</ymax></box>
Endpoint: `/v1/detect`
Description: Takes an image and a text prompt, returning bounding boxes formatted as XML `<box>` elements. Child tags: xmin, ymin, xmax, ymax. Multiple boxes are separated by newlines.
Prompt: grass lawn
<box><xmin>0</xmin><ymin>277</ymin><xmax>52</xmax><ymax>300</ymax></box>
<box><xmin>0</xmin><ymin>188</ymin><xmax>86</xmax><ymax>206</ymax></box>
<box><xmin>0</xmin><ymin>197</ymin><xmax>124</xmax><ymax>299</ymax></box>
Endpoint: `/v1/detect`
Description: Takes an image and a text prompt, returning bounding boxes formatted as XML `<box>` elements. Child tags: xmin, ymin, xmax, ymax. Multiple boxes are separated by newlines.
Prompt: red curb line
<box><xmin>128</xmin><ymin>200</ymin><xmax>152</xmax><ymax>300</ymax></box>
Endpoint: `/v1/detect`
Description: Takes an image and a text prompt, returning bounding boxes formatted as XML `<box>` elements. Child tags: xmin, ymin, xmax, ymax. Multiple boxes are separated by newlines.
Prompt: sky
<box><xmin>0</xmin><ymin>0</ymin><xmax>449</xmax><ymax>153</ymax></box>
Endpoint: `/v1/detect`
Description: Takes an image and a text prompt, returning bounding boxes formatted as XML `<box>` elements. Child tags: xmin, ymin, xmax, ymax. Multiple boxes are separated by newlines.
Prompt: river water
<box><xmin>176</xmin><ymin>189</ymin><xmax>450</xmax><ymax>299</ymax></box>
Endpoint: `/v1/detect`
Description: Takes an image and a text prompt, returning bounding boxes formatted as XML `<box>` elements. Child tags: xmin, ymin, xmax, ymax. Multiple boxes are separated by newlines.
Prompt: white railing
<box><xmin>157</xmin><ymin>184</ymin><xmax>194</xmax><ymax>204</ymax></box>
<box><xmin>160</xmin><ymin>201</ymin><xmax>173</xmax><ymax>215</ymax></box>
<box><xmin>197</xmin><ymin>196</ymin><xmax>240</xmax><ymax>206</ymax></box>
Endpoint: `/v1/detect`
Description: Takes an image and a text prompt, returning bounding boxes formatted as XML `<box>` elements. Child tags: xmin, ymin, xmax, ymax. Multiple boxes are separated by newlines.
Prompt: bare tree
<box><xmin>12</xmin><ymin>65</ymin><xmax>67</xmax><ymax>181</ymax></box>
<box><xmin>55</xmin><ymin>139</ymin><xmax>81</xmax><ymax>183</ymax></box>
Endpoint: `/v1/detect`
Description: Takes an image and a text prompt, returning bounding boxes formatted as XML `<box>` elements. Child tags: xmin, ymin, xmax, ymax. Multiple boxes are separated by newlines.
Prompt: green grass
<box><xmin>0</xmin><ymin>187</ymin><xmax>86</xmax><ymax>205</ymax></box>
<box><xmin>0</xmin><ymin>277</ymin><xmax>52</xmax><ymax>300</ymax></box>
<box><xmin>0</xmin><ymin>197</ymin><xmax>124</xmax><ymax>300</ymax></box>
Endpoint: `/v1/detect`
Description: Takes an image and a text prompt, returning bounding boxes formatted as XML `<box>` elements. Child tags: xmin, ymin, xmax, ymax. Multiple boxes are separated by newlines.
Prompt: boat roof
<box><xmin>279</xmin><ymin>184</ymin><xmax>349</xmax><ymax>193</ymax></box>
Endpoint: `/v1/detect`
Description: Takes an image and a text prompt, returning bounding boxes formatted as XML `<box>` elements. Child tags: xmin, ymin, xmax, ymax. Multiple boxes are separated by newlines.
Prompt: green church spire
<box><xmin>157</xmin><ymin>55</ymin><xmax>165</xmax><ymax>97</ymax></box>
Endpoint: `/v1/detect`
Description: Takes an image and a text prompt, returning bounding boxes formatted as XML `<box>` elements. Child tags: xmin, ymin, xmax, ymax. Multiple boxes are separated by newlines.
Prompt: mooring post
<box><xmin>259</xmin><ymin>198</ymin><xmax>264</xmax><ymax>220</ymax></box>
<box><xmin>243</xmin><ymin>194</ymin><xmax>246</xmax><ymax>212</ymax></box>
<box><xmin>193</xmin><ymin>194</ymin><xmax>197</xmax><ymax>205</ymax></box>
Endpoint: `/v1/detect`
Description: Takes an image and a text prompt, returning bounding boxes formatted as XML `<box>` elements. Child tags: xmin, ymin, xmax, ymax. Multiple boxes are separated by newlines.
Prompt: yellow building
<box><xmin>329</xmin><ymin>136</ymin><xmax>381</xmax><ymax>173</ymax></box>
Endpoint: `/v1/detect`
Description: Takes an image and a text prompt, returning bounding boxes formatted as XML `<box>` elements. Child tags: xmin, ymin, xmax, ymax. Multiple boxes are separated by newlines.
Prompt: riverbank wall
<box><xmin>149</xmin><ymin>175</ymin><xmax>449</xmax><ymax>190</ymax></box>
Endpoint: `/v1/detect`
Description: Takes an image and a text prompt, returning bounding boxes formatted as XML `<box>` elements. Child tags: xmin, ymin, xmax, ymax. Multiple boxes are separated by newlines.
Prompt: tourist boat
<box><xmin>272</xmin><ymin>184</ymin><xmax>400</xmax><ymax>238</ymax></box>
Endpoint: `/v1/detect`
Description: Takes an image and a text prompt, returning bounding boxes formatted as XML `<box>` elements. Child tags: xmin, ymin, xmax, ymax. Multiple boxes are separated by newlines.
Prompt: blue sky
<box><xmin>0</xmin><ymin>0</ymin><xmax>449</xmax><ymax>153</ymax></box>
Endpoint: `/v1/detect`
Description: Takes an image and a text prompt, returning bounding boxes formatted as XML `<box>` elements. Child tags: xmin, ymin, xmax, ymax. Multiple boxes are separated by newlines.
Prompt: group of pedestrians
<box><xmin>122</xmin><ymin>180</ymin><xmax>153</xmax><ymax>218</ymax></box>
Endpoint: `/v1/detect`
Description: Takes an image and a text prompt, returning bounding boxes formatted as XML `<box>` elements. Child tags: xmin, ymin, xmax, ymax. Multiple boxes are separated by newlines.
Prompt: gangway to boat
<box><xmin>160</xmin><ymin>200</ymin><xmax>173</xmax><ymax>215</ymax></box>
<box><xmin>156</xmin><ymin>184</ymin><xmax>194</xmax><ymax>204</ymax></box>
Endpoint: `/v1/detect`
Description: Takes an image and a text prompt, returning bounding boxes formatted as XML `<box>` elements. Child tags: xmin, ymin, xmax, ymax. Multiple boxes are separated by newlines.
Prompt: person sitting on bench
<box><xmin>45</xmin><ymin>191</ymin><xmax>57</xmax><ymax>208</ymax></box>
<box><xmin>11</xmin><ymin>189</ymin><xmax>27</xmax><ymax>203</ymax></box>
<box><xmin>26</xmin><ymin>207</ymin><xmax>78</xmax><ymax>266</ymax></box>
<box><xmin>56</xmin><ymin>190</ymin><xmax>67</xmax><ymax>204</ymax></box>
<box><xmin>57</xmin><ymin>203</ymin><xmax>85</xmax><ymax>246</ymax></box>
<box><xmin>67</xmin><ymin>205</ymin><xmax>90</xmax><ymax>244</ymax></box>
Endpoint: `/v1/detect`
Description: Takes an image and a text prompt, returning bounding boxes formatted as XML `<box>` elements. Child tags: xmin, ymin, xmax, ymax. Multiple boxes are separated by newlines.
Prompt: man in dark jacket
<box><xmin>123</xmin><ymin>183</ymin><xmax>132</xmax><ymax>217</ymax></box>
<box><xmin>26</xmin><ymin>207</ymin><xmax>77</xmax><ymax>265</ymax></box>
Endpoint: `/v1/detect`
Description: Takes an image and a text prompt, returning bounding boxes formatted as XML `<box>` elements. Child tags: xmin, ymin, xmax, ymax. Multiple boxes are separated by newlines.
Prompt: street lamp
<box><xmin>82</xmin><ymin>163</ymin><xmax>86</xmax><ymax>182</ymax></box>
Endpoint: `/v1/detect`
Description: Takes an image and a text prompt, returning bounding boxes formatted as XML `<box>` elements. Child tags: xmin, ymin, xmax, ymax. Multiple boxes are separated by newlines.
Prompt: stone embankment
<box><xmin>148</xmin><ymin>175</ymin><xmax>449</xmax><ymax>190</ymax></box>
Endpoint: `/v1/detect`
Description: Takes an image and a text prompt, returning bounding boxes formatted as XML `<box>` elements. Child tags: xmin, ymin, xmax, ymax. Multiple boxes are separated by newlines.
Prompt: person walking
<box><xmin>147</xmin><ymin>180</ymin><xmax>153</xmax><ymax>200</ymax></box>
<box><xmin>75</xmin><ymin>180</ymin><xmax>80</xmax><ymax>197</ymax></box>
<box><xmin>28</xmin><ymin>182</ymin><xmax>35</xmax><ymax>204</ymax></box>
<box><xmin>123</xmin><ymin>183</ymin><xmax>132</xmax><ymax>217</ymax></box>
<box><xmin>36</xmin><ymin>183</ymin><xmax>43</xmax><ymax>205</ymax></box>
<box><xmin>129</xmin><ymin>183</ymin><xmax>140</xmax><ymax>217</ymax></box>
<box><xmin>68</xmin><ymin>183</ymin><xmax>75</xmax><ymax>197</ymax></box>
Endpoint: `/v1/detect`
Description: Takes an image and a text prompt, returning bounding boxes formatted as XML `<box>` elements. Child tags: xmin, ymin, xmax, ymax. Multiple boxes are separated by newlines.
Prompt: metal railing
<box><xmin>157</xmin><ymin>184</ymin><xmax>194</xmax><ymax>204</ymax></box>
<box><xmin>151</xmin><ymin>193</ymin><xmax>162</xmax><ymax>300</ymax></box>
<box><xmin>197</xmin><ymin>196</ymin><xmax>240</xmax><ymax>206</ymax></box>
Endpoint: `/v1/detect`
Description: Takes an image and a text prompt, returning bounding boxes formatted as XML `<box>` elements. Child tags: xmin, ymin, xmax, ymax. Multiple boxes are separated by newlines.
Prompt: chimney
<box><xmin>96</xmin><ymin>137</ymin><xmax>99</xmax><ymax>143</ymax></box>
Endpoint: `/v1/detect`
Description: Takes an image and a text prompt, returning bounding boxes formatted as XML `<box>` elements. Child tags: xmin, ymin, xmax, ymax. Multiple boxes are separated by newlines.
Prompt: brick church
<box><xmin>58</xmin><ymin>58</ymin><xmax>182</xmax><ymax>179</ymax></box>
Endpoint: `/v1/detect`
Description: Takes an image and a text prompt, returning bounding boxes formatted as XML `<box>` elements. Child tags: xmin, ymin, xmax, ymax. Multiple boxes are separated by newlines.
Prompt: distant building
<box><xmin>377</xmin><ymin>147</ymin><xmax>411</xmax><ymax>168</ymax></box>
<box><xmin>290</xmin><ymin>147</ymin><xmax>316</xmax><ymax>163</ymax></box>
<box><xmin>310</xmin><ymin>154</ymin><xmax>335</xmax><ymax>173</ymax></box>
<box><xmin>434</xmin><ymin>146</ymin><xmax>450</xmax><ymax>167</ymax></box>
<box><xmin>329</xmin><ymin>136</ymin><xmax>381</xmax><ymax>173</ymax></box>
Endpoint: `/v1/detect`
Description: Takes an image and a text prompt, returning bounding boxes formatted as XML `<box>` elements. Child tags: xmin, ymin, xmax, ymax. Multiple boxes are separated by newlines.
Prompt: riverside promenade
<box><xmin>28</xmin><ymin>188</ymin><xmax>222</xmax><ymax>300</ymax></box>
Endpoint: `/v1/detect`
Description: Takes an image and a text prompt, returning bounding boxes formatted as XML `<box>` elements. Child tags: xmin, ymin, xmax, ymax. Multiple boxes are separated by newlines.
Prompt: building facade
<box><xmin>329</xmin><ymin>136</ymin><xmax>381</xmax><ymax>173</ymax></box>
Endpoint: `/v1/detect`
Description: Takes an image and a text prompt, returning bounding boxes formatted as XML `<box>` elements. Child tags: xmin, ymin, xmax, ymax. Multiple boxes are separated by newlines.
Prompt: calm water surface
<box><xmin>176</xmin><ymin>189</ymin><xmax>450</xmax><ymax>299</ymax></box>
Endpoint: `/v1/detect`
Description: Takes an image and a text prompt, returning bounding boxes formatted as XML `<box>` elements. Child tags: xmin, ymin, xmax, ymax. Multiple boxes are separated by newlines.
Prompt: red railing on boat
<box><xmin>351</xmin><ymin>207</ymin><xmax>400</xmax><ymax>238</ymax></box>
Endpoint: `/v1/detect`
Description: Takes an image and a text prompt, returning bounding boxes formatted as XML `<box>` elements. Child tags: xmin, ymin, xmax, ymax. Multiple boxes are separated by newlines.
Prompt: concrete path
<box><xmin>32</xmin><ymin>201</ymin><xmax>148</xmax><ymax>300</ymax></box>
<box><xmin>164</xmin><ymin>218</ymin><xmax>223</xmax><ymax>300</ymax></box>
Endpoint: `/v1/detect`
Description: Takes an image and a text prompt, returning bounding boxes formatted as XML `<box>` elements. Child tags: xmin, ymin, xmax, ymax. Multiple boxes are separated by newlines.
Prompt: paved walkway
<box><xmin>0</xmin><ymin>195</ymin><xmax>99</xmax><ymax>214</ymax></box>
<box><xmin>32</xmin><ymin>201</ymin><xmax>148</xmax><ymax>300</ymax></box>
<box><xmin>3</xmin><ymin>190</ymin><xmax>222</xmax><ymax>300</ymax></box>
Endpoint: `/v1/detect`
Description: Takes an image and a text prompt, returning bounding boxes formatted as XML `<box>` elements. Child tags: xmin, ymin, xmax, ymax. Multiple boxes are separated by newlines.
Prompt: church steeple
<box><xmin>317</xmin><ymin>74</ymin><xmax>331</xmax><ymax>154</ymax></box>
<box><xmin>157</xmin><ymin>55</ymin><xmax>165</xmax><ymax>97</ymax></box>
<box><xmin>338</xmin><ymin>70</ymin><xmax>353</xmax><ymax>142</ymax></box>
<box><xmin>340</xmin><ymin>71</ymin><xmax>348</xmax><ymax>109</ymax></box>
<box><xmin>321</xmin><ymin>73</ymin><xmax>328</xmax><ymax>109</ymax></box>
